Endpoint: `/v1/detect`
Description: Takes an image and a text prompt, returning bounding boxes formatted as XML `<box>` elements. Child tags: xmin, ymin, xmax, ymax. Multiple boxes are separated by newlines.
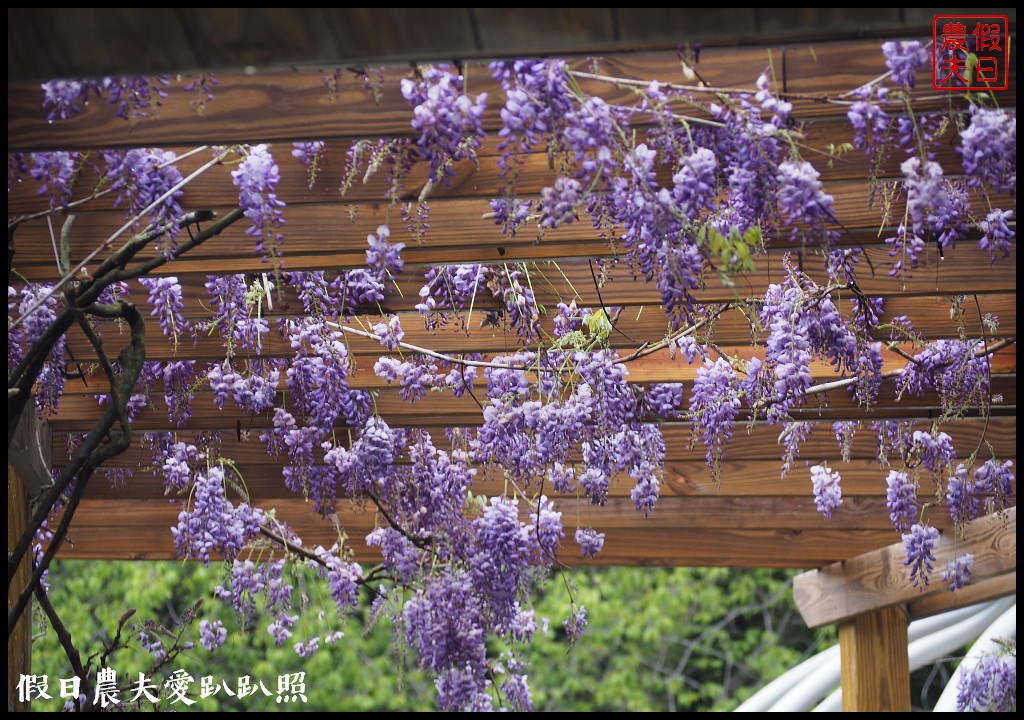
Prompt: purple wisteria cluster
<box><xmin>232</xmin><ymin>144</ymin><xmax>286</xmax><ymax>260</ymax></box>
<box><xmin>138</xmin><ymin>276</ymin><xmax>189</xmax><ymax>345</ymax></box>
<box><xmin>956</xmin><ymin>650</ymin><xmax>1017</xmax><ymax>712</ymax></box>
<box><xmin>41</xmin><ymin>74</ymin><xmax>169</xmax><ymax>124</ymax></box>
<box><xmin>401</xmin><ymin>65</ymin><xmax>488</xmax><ymax>183</ymax></box>
<box><xmin>101</xmin><ymin>148</ymin><xmax>186</xmax><ymax>254</ymax></box>
<box><xmin>12</xmin><ymin>284</ymin><xmax>66</xmax><ymax>414</ymax></box>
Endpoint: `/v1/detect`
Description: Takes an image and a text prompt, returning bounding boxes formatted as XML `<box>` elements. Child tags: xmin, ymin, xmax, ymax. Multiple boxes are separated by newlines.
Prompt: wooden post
<box><xmin>839</xmin><ymin>605</ymin><xmax>910</xmax><ymax>712</ymax></box>
<box><xmin>8</xmin><ymin>463</ymin><xmax>32</xmax><ymax>712</ymax></box>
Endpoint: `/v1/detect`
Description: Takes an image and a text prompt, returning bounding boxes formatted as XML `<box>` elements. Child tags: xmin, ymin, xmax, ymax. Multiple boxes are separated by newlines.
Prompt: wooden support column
<box><xmin>8</xmin><ymin>463</ymin><xmax>32</xmax><ymax>712</ymax></box>
<box><xmin>839</xmin><ymin>605</ymin><xmax>910</xmax><ymax>712</ymax></box>
<box><xmin>8</xmin><ymin>409</ymin><xmax>53</xmax><ymax>711</ymax></box>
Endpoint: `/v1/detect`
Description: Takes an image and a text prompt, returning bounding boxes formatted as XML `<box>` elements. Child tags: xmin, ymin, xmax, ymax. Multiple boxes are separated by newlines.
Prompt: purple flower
<box><xmin>539</xmin><ymin>177</ymin><xmax>581</xmax><ymax>228</ymax></box>
<box><xmin>689</xmin><ymin>358</ymin><xmax>741</xmax><ymax>481</ymax></box>
<box><xmin>528</xmin><ymin>496</ymin><xmax>564</xmax><ymax>555</ymax></box>
<box><xmin>291</xmin><ymin>140</ymin><xmax>326</xmax><ymax>188</ymax></box>
<box><xmin>489</xmin><ymin>197</ymin><xmax>533</xmax><ymax>237</ymax></box>
<box><xmin>886</xmin><ymin>470</ymin><xmax>917</xmax><ymax>532</ymax></box>
<box><xmin>139</xmin><ymin>276</ymin><xmax>189</xmax><ymax>343</ymax></box>
<box><xmin>103</xmin><ymin>148</ymin><xmax>185</xmax><ymax>253</ymax></box>
<box><xmin>170</xmin><ymin>467</ymin><xmax>264</xmax><ymax>566</ymax></box>
<box><xmin>900</xmin><ymin>157</ymin><xmax>969</xmax><ymax>252</ymax></box>
<box><xmin>401</xmin><ymin>66</ymin><xmax>487</xmax><ymax>183</ymax></box>
<box><xmin>325</xmin><ymin>555</ymin><xmax>362</xmax><ymax>616</ymax></box>
<box><xmin>294</xmin><ymin>637</ymin><xmax>320</xmax><ymax>659</ymax></box>
<box><xmin>562</xmin><ymin>605</ymin><xmax>588</xmax><ymax>646</ymax></box>
<box><xmin>847</xmin><ymin>93</ymin><xmax>889</xmax><ymax>153</ymax></box>
<box><xmin>574</xmin><ymin>528</ymin><xmax>605</xmax><ymax>558</ymax></box>
<box><xmin>912</xmin><ymin>430</ymin><xmax>956</xmax><ymax>472</ymax></box>
<box><xmin>973</xmin><ymin>459</ymin><xmax>1014</xmax><ymax>499</ymax></box>
<box><xmin>902</xmin><ymin>522</ymin><xmax>940</xmax><ymax>590</ymax></box>
<box><xmin>29</xmin><ymin>151</ymin><xmax>78</xmax><ymax>209</ymax></box>
<box><xmin>881</xmin><ymin>41</ymin><xmax>930</xmax><ymax>88</ymax></box>
<box><xmin>41</xmin><ymin>78</ymin><xmax>90</xmax><ymax>121</ymax></box>
<box><xmin>942</xmin><ymin>553</ymin><xmax>974</xmax><ymax>592</ymax></box>
<box><xmin>884</xmin><ymin>223</ymin><xmax>927</xmax><ymax>279</ymax></box>
<box><xmin>365</xmin><ymin>224</ymin><xmax>405</xmax><ymax>281</ymax></box>
<box><xmin>199</xmin><ymin>619</ymin><xmax>227</xmax><ymax>651</ymax></box>
<box><xmin>810</xmin><ymin>463</ymin><xmax>843</xmax><ymax>519</ymax></box>
<box><xmin>777</xmin><ymin>160</ymin><xmax>836</xmax><ymax>244</ymax></box>
<box><xmin>646</xmin><ymin>383</ymin><xmax>683</xmax><ymax>419</ymax></box>
<box><xmin>957</xmin><ymin>652</ymin><xmax>1017</xmax><ymax>712</ymax></box>
<box><xmin>232</xmin><ymin>144</ymin><xmax>286</xmax><ymax>259</ymax></box>
<box><xmin>671</xmin><ymin>147</ymin><xmax>718</xmax><ymax>218</ymax></box>
<box><xmin>372</xmin><ymin>315</ymin><xmax>405</xmax><ymax>351</ymax></box>
<box><xmin>979</xmin><ymin>209</ymin><xmax>1015</xmax><ymax>262</ymax></box>
<box><xmin>99</xmin><ymin>75</ymin><xmax>168</xmax><ymax>123</ymax></box>
<box><xmin>946</xmin><ymin>464</ymin><xmax>982</xmax><ymax>526</ymax></box>
<box><xmin>959</xmin><ymin>107</ymin><xmax>1016</xmax><ymax>195</ymax></box>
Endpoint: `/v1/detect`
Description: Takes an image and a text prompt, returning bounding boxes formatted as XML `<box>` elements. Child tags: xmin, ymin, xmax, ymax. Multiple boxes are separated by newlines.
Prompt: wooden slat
<box><xmin>4</xmin><ymin>117</ymin><xmax>983</xmax><ymax>217</ymax></box>
<box><xmin>907</xmin><ymin>571</ymin><xmax>1018</xmax><ymax>621</ymax></box>
<box><xmin>48</xmin><ymin>417</ymin><xmax>1018</xmax><ymax>465</ymax></box>
<box><xmin>44</xmin><ymin>370</ymin><xmax>1018</xmax><ymax>433</ymax></box>
<box><xmin>10</xmin><ymin>183</ymin><xmax>1016</xmax><ymax>281</ymax></box>
<box><xmin>11</xmin><ymin>39</ymin><xmax>1012</xmax><ymax>152</ymax></box>
<box><xmin>56</xmin><ymin>497</ymin><xmax>906</xmax><ymax>567</ymax></box>
<box><xmin>71</xmin><ymin>452</ymin><xmax>1018</xmax><ymax>503</ymax></box>
<box><xmin>792</xmin><ymin>507</ymin><xmax>1017</xmax><ymax>628</ymax></box>
<box><xmin>53</xmin><ymin>293</ymin><xmax>1019</xmax><ymax>364</ymax></box>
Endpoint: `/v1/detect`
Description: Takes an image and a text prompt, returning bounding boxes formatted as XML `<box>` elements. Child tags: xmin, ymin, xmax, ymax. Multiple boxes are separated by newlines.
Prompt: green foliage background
<box><xmin>29</xmin><ymin>560</ymin><xmax>839</xmax><ymax>711</ymax></box>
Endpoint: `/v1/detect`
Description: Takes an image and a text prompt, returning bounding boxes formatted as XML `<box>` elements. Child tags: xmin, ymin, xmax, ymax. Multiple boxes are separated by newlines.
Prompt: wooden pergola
<box><xmin>8</xmin><ymin>9</ymin><xmax>1017</xmax><ymax>712</ymax></box>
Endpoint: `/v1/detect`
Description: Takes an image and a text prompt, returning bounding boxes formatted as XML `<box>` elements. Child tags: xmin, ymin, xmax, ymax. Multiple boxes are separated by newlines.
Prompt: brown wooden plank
<box><xmin>4</xmin><ymin>116</ymin><xmax>981</xmax><ymax>217</ymax></box>
<box><xmin>54</xmin><ymin>342</ymin><xmax>1017</xmax><ymax>396</ymax></box>
<box><xmin>10</xmin><ymin>180</ymin><xmax>1015</xmax><ymax>280</ymax></box>
<box><xmin>71</xmin><ymin>448</ymin><xmax>1017</xmax><ymax>503</ymax></box>
<box><xmin>13</xmin><ymin>241</ymin><xmax>1018</xmax><ymax>325</ymax></box>
<box><xmin>53</xmin><ymin>292</ymin><xmax>1020</xmax><ymax>365</ymax></box>
<box><xmin>907</xmin><ymin>571</ymin><xmax>1018</xmax><ymax>621</ymax></box>
<box><xmin>793</xmin><ymin>507</ymin><xmax>1017</xmax><ymax>628</ymax></box>
<box><xmin>44</xmin><ymin>369</ymin><xmax>1018</xmax><ymax>433</ymax></box>
<box><xmin>48</xmin><ymin>412</ymin><xmax>1018</xmax><ymax>462</ymax></box>
<box><xmin>55</xmin><ymin>497</ymin><xmax>906</xmax><ymax>567</ymax></box>
<box><xmin>11</xmin><ymin>40</ymin><xmax>1011</xmax><ymax>152</ymax></box>
<box><xmin>839</xmin><ymin>605</ymin><xmax>911</xmax><ymax>712</ymax></box>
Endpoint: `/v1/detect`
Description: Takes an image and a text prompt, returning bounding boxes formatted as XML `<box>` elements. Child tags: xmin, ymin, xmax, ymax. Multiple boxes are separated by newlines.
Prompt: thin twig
<box><xmin>11</xmin><ymin>151</ymin><xmax>227</xmax><ymax>333</ymax></box>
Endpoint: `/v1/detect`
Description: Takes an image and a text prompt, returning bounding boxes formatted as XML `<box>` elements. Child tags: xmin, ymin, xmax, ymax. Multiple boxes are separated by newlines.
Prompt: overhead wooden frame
<box><xmin>7</xmin><ymin>35</ymin><xmax>1017</xmax><ymax>576</ymax></box>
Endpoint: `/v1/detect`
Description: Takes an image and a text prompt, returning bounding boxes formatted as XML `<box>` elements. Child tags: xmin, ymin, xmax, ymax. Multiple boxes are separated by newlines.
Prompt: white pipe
<box><xmin>732</xmin><ymin>646</ymin><xmax>839</xmax><ymax>712</ymax></box>
<box><xmin>933</xmin><ymin>603</ymin><xmax>1017</xmax><ymax>712</ymax></box>
<box><xmin>805</xmin><ymin>596</ymin><xmax>1016</xmax><ymax>712</ymax></box>
<box><xmin>737</xmin><ymin>597</ymin><xmax>1016</xmax><ymax>712</ymax></box>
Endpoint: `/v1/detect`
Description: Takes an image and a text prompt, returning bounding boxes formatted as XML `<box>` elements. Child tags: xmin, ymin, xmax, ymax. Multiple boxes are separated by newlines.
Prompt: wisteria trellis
<box><xmin>8</xmin><ymin>40</ymin><xmax>1016</xmax><ymax>710</ymax></box>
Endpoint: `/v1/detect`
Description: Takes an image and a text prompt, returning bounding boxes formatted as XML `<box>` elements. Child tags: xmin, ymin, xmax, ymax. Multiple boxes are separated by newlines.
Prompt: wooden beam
<box><xmin>14</xmin><ymin>40</ymin><xmax>1000</xmax><ymax>152</ymax></box>
<box><xmin>793</xmin><ymin>507</ymin><xmax>1017</xmax><ymax>628</ymax></box>
<box><xmin>839</xmin><ymin>605</ymin><xmax>910</xmax><ymax>712</ymax></box>
<box><xmin>57</xmin><ymin>497</ymin><xmax>905</xmax><ymax>567</ymax></box>
<box><xmin>907</xmin><ymin>571</ymin><xmax>1017</xmax><ymax>621</ymax></box>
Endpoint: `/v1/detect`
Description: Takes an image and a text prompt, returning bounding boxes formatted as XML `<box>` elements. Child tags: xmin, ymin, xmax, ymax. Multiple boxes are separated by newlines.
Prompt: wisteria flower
<box><xmin>810</xmin><ymin>463</ymin><xmax>843</xmax><ymax>519</ymax></box>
